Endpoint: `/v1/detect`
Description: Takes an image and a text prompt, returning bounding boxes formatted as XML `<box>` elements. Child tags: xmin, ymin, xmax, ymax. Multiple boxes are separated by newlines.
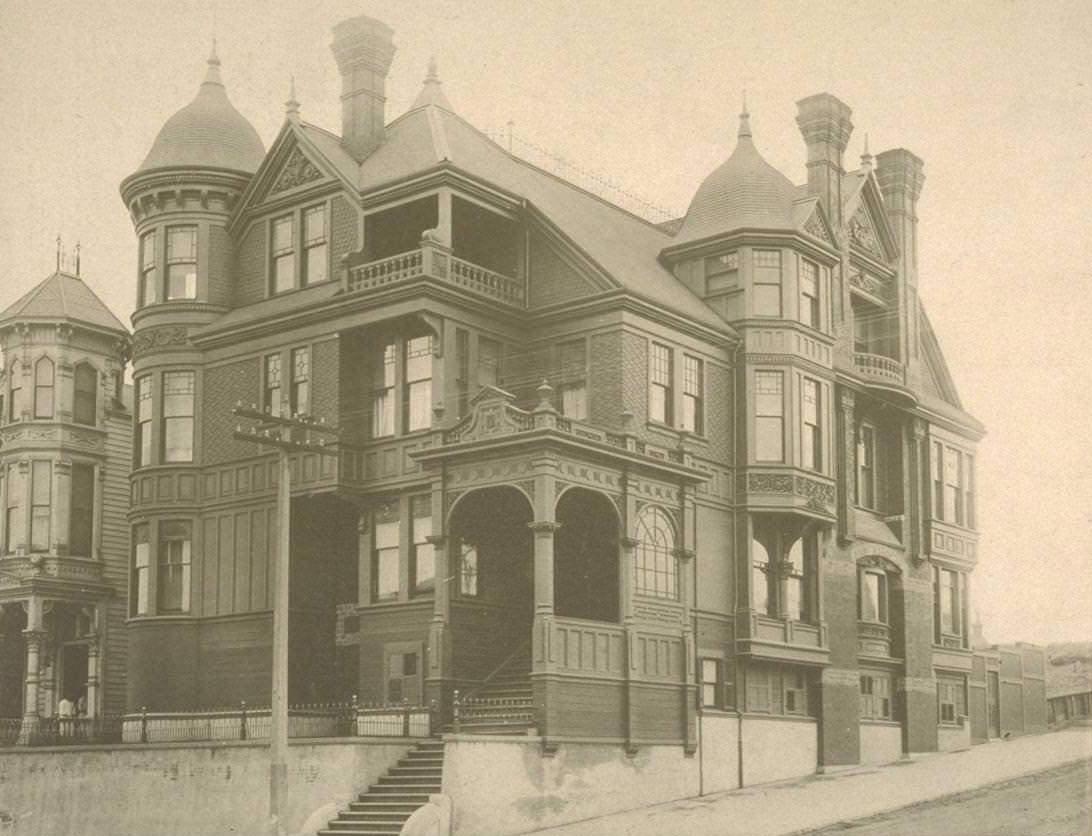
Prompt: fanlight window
<box><xmin>633</xmin><ymin>506</ymin><xmax>677</xmax><ymax>600</ymax></box>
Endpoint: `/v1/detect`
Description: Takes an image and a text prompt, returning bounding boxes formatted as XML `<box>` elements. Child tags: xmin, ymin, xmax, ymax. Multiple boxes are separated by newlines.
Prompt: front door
<box><xmin>987</xmin><ymin>671</ymin><xmax>1001</xmax><ymax>738</ymax></box>
<box><xmin>60</xmin><ymin>643</ymin><xmax>89</xmax><ymax>712</ymax></box>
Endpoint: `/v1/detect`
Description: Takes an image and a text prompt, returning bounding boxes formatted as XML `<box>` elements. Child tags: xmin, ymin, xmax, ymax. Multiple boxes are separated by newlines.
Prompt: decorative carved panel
<box><xmin>132</xmin><ymin>326</ymin><xmax>190</xmax><ymax>359</ymax></box>
<box><xmin>270</xmin><ymin>147</ymin><xmax>322</xmax><ymax>194</ymax></box>
<box><xmin>849</xmin><ymin>206</ymin><xmax>883</xmax><ymax>259</ymax></box>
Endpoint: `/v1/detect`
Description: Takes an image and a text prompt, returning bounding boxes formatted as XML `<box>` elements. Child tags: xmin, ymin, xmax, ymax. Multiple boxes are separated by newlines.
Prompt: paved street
<box><xmin>536</xmin><ymin>729</ymin><xmax>1092</xmax><ymax>836</ymax></box>
<box><xmin>797</xmin><ymin>759</ymin><xmax>1092</xmax><ymax>836</ymax></box>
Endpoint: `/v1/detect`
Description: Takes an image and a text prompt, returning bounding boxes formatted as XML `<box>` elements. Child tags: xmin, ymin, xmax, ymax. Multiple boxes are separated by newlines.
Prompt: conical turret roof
<box><xmin>137</xmin><ymin>46</ymin><xmax>265</xmax><ymax>175</ymax></box>
<box><xmin>674</xmin><ymin>107</ymin><xmax>799</xmax><ymax>245</ymax></box>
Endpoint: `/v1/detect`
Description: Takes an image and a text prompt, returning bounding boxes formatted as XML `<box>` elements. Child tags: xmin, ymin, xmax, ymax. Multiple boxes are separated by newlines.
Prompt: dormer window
<box><xmin>166</xmin><ymin>227</ymin><xmax>197</xmax><ymax>300</ymax></box>
<box><xmin>799</xmin><ymin>258</ymin><xmax>820</xmax><ymax>328</ymax></box>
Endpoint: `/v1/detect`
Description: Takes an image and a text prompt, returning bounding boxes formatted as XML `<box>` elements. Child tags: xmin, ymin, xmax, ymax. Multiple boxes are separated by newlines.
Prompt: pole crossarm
<box><xmin>232</xmin><ymin>402</ymin><xmax>340</xmax><ymax>435</ymax></box>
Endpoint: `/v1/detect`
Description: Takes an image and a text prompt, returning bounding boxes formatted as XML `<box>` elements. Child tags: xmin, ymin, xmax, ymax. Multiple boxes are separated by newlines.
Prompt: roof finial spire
<box><xmin>738</xmin><ymin>89</ymin><xmax>752</xmax><ymax>140</ymax></box>
<box><xmin>204</xmin><ymin>38</ymin><xmax>223</xmax><ymax>86</ymax></box>
<box><xmin>410</xmin><ymin>56</ymin><xmax>454</xmax><ymax>111</ymax></box>
<box><xmin>426</xmin><ymin>56</ymin><xmax>439</xmax><ymax>83</ymax></box>
<box><xmin>861</xmin><ymin>132</ymin><xmax>873</xmax><ymax>172</ymax></box>
<box><xmin>75</xmin><ymin>241</ymin><xmax>81</xmax><ymax>277</ymax></box>
<box><xmin>56</xmin><ymin>234</ymin><xmax>61</xmax><ymax>272</ymax></box>
<box><xmin>285</xmin><ymin>76</ymin><xmax>300</xmax><ymax>120</ymax></box>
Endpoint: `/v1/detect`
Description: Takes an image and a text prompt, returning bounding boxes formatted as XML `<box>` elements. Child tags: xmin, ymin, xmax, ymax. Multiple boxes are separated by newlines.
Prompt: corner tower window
<box><xmin>132</xmin><ymin>523</ymin><xmax>150</xmax><ymax>616</ymax></box>
<box><xmin>73</xmin><ymin>363</ymin><xmax>97</xmax><ymax>426</ymax></box>
<box><xmin>8</xmin><ymin>360</ymin><xmax>22</xmax><ymax>422</ymax></box>
<box><xmin>162</xmin><ymin>371</ymin><xmax>195</xmax><ymax>463</ymax></box>
<box><xmin>135</xmin><ymin>376</ymin><xmax>152</xmax><ymax>467</ymax></box>
<box><xmin>755</xmin><ymin>370</ymin><xmax>784</xmax><ymax>462</ymax></box>
<box><xmin>799</xmin><ymin>258</ymin><xmax>820</xmax><ymax>328</ymax></box>
<box><xmin>158</xmin><ymin>521</ymin><xmax>191</xmax><ymax>612</ymax></box>
<box><xmin>69</xmin><ymin>463</ymin><xmax>95</xmax><ymax>557</ymax></box>
<box><xmin>5</xmin><ymin>464</ymin><xmax>24</xmax><ymax>553</ymax></box>
<box><xmin>140</xmin><ymin>230</ymin><xmax>157</xmax><ymax>306</ymax></box>
<box><xmin>34</xmin><ymin>357</ymin><xmax>54</xmax><ymax>419</ymax></box>
<box><xmin>30</xmin><ymin>460</ymin><xmax>51</xmax><ymax>553</ymax></box>
<box><xmin>166</xmin><ymin>227</ymin><xmax>197</xmax><ymax>300</ymax></box>
<box><xmin>753</xmin><ymin>249</ymin><xmax>782</xmax><ymax>317</ymax></box>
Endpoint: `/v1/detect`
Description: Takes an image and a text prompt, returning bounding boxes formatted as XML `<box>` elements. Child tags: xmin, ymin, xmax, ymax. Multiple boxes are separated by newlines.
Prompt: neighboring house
<box><xmin>0</xmin><ymin>271</ymin><xmax>132</xmax><ymax>738</ymax></box>
<box><xmin>1047</xmin><ymin>642</ymin><xmax>1092</xmax><ymax>726</ymax></box>
<box><xmin>117</xmin><ymin>11</ymin><xmax>1008</xmax><ymax>777</ymax></box>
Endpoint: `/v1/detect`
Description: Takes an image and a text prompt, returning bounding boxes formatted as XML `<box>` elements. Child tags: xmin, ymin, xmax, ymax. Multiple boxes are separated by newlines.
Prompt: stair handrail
<box><xmin>461</xmin><ymin>638</ymin><xmax>532</xmax><ymax>702</ymax></box>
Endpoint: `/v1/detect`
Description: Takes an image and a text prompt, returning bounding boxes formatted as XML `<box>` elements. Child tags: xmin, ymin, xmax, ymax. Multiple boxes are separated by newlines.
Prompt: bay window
<box><xmin>705</xmin><ymin>251</ymin><xmax>738</xmax><ymax>294</ymax></box>
<box><xmin>30</xmin><ymin>460</ymin><xmax>51</xmax><ymax>552</ymax></box>
<box><xmin>934</xmin><ymin>566</ymin><xmax>968</xmax><ymax>645</ymax></box>
<box><xmin>5</xmin><ymin>464</ymin><xmax>24</xmax><ymax>553</ymax></box>
<box><xmin>158</xmin><ymin>521</ymin><xmax>191</xmax><ymax>612</ymax></box>
<box><xmin>932</xmin><ymin>440</ymin><xmax>975</xmax><ymax>528</ymax></box>
<box><xmin>69</xmin><ymin>463</ymin><xmax>95</xmax><ymax>557</ymax></box>
<box><xmin>135</xmin><ymin>376</ymin><xmax>152</xmax><ymax>467</ymax></box>
<box><xmin>132</xmin><ymin>523</ymin><xmax>150</xmax><ymax>616</ymax></box>
<box><xmin>753</xmin><ymin>249</ymin><xmax>782</xmax><ymax>316</ymax></box>
<box><xmin>140</xmin><ymin>230</ymin><xmax>157</xmax><ymax>306</ymax></box>
<box><xmin>165</xmin><ymin>226</ymin><xmax>197</xmax><ymax>300</ymax></box>
<box><xmin>73</xmin><ymin>363</ymin><xmax>97</xmax><ymax>426</ymax></box>
<box><xmin>799</xmin><ymin>257</ymin><xmax>820</xmax><ymax>328</ymax></box>
<box><xmin>649</xmin><ymin>343</ymin><xmax>673</xmax><ymax>426</ymax></box>
<box><xmin>405</xmin><ymin>336</ymin><xmax>432</xmax><ymax>432</ymax></box>
<box><xmin>372</xmin><ymin>342</ymin><xmax>396</xmax><ymax>438</ymax></box>
<box><xmin>34</xmin><ymin>357</ymin><xmax>54</xmax><ymax>419</ymax></box>
<box><xmin>682</xmin><ymin>355</ymin><xmax>703</xmax><ymax>435</ymax></box>
<box><xmin>162</xmin><ymin>371</ymin><xmax>195</xmax><ymax>462</ymax></box>
<box><xmin>411</xmin><ymin>495</ymin><xmax>435</xmax><ymax>593</ymax></box>
<box><xmin>859</xmin><ymin>568</ymin><xmax>887</xmax><ymax>623</ymax></box>
<box><xmin>801</xmin><ymin>377</ymin><xmax>822</xmax><ymax>471</ymax></box>
<box><xmin>755</xmin><ymin>370</ymin><xmax>784</xmax><ymax>462</ymax></box>
<box><xmin>372</xmin><ymin>504</ymin><xmax>400</xmax><ymax>601</ymax></box>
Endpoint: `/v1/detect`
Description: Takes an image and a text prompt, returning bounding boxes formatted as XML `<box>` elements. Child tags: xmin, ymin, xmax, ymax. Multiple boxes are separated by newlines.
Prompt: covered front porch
<box><xmin>414</xmin><ymin>385</ymin><xmax>707</xmax><ymax>751</ymax></box>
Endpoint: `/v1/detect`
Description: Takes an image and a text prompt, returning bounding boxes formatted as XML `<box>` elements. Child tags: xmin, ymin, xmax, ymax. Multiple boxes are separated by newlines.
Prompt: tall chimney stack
<box><xmin>331</xmin><ymin>15</ymin><xmax>396</xmax><ymax>162</ymax></box>
<box><xmin>875</xmin><ymin>148</ymin><xmax>925</xmax><ymax>367</ymax></box>
<box><xmin>796</xmin><ymin>93</ymin><xmax>853</xmax><ymax>229</ymax></box>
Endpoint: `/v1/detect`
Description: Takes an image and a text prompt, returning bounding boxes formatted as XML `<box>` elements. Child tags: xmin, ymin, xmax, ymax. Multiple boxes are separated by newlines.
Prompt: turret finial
<box><xmin>738</xmin><ymin>90</ymin><xmax>752</xmax><ymax>140</ymax></box>
<box><xmin>426</xmin><ymin>56</ymin><xmax>439</xmax><ymax>83</ymax></box>
<box><xmin>204</xmin><ymin>38</ymin><xmax>223</xmax><ymax>86</ymax></box>
<box><xmin>285</xmin><ymin>76</ymin><xmax>300</xmax><ymax>120</ymax></box>
<box><xmin>861</xmin><ymin>132</ymin><xmax>873</xmax><ymax>172</ymax></box>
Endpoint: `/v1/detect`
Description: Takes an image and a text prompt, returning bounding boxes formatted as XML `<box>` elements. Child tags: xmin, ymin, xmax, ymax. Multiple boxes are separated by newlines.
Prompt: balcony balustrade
<box><xmin>345</xmin><ymin>243</ymin><xmax>525</xmax><ymax>308</ymax></box>
<box><xmin>853</xmin><ymin>352</ymin><xmax>905</xmax><ymax>386</ymax></box>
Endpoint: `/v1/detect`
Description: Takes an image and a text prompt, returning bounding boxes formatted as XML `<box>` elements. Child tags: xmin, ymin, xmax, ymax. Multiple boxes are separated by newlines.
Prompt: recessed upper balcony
<box><xmin>342</xmin><ymin>191</ymin><xmax>525</xmax><ymax>308</ymax></box>
<box><xmin>853</xmin><ymin>352</ymin><xmax>916</xmax><ymax>404</ymax></box>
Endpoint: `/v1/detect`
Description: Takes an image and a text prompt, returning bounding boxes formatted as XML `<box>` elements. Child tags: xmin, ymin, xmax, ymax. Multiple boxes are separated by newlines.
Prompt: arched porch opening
<box><xmin>555</xmin><ymin>488</ymin><xmax>619</xmax><ymax>622</ymax></box>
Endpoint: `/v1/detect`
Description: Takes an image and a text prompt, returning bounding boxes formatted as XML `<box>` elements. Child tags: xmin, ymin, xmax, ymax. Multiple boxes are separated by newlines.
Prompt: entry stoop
<box><xmin>319</xmin><ymin>740</ymin><xmax>444</xmax><ymax>835</ymax></box>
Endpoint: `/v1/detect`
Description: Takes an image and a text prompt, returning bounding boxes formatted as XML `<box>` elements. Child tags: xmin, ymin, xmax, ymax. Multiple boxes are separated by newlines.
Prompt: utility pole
<box><xmin>232</xmin><ymin>402</ymin><xmax>338</xmax><ymax>836</ymax></box>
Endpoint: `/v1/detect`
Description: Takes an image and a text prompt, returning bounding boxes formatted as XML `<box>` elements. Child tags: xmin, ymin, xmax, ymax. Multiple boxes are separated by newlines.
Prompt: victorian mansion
<box><xmin>95</xmin><ymin>12</ymin><xmax>1003</xmax><ymax>773</ymax></box>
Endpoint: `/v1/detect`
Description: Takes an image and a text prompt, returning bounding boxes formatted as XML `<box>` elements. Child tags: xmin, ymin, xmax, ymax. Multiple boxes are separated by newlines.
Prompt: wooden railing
<box><xmin>345</xmin><ymin>244</ymin><xmax>525</xmax><ymax>308</ymax></box>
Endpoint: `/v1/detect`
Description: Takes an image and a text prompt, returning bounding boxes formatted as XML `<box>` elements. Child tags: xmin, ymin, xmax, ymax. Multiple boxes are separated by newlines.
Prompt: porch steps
<box><xmin>457</xmin><ymin>647</ymin><xmax>536</xmax><ymax>735</ymax></box>
<box><xmin>318</xmin><ymin>740</ymin><xmax>444</xmax><ymax>836</ymax></box>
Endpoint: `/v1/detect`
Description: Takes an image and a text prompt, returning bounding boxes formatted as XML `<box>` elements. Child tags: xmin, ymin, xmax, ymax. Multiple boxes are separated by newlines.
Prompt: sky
<box><xmin>1</xmin><ymin>0</ymin><xmax>1090</xmax><ymax>644</ymax></box>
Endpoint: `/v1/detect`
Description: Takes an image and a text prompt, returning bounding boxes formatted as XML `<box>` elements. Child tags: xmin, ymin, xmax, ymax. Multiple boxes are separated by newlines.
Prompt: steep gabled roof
<box><xmin>0</xmin><ymin>272</ymin><xmax>128</xmax><ymax>335</ymax></box>
<box><xmin>255</xmin><ymin>77</ymin><xmax>731</xmax><ymax>335</ymax></box>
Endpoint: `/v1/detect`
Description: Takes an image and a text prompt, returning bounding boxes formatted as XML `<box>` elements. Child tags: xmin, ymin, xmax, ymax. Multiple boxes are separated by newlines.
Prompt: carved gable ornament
<box><xmin>444</xmin><ymin>386</ymin><xmax>533</xmax><ymax>445</ymax></box>
<box><xmin>849</xmin><ymin>206</ymin><xmax>883</xmax><ymax>259</ymax></box>
<box><xmin>804</xmin><ymin>209</ymin><xmax>833</xmax><ymax>245</ymax></box>
<box><xmin>270</xmin><ymin>147</ymin><xmax>323</xmax><ymax>195</ymax></box>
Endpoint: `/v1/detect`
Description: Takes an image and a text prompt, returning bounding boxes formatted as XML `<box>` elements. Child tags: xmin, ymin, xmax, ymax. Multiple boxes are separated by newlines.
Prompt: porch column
<box><xmin>425</xmin><ymin>478</ymin><xmax>452</xmax><ymax>720</ymax></box>
<box><xmin>676</xmin><ymin>546</ymin><xmax>697</xmax><ymax>754</ymax></box>
<box><xmin>19</xmin><ymin>624</ymin><xmax>47</xmax><ymax>743</ymax></box>
<box><xmin>908</xmin><ymin>418</ymin><xmax>927</xmax><ymax>563</ymax></box>
<box><xmin>92</xmin><ymin>463</ymin><xmax>106</xmax><ymax>560</ymax></box>
<box><xmin>86</xmin><ymin>640</ymin><xmax>101</xmax><ymax>717</ymax></box>
<box><xmin>529</xmin><ymin>521</ymin><xmax>559</xmax><ymax>617</ymax></box>
<box><xmin>529</xmin><ymin>516</ymin><xmax>559</xmax><ymax>752</ymax></box>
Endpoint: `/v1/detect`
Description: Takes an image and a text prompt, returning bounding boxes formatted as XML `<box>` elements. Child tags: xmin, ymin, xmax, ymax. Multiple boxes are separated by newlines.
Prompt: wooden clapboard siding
<box><xmin>101</xmin><ymin>408</ymin><xmax>133</xmax><ymax>716</ymax></box>
<box><xmin>541</xmin><ymin>677</ymin><xmax>626</xmax><ymax>739</ymax></box>
<box><xmin>199</xmin><ymin>504</ymin><xmax>276</xmax><ymax>617</ymax></box>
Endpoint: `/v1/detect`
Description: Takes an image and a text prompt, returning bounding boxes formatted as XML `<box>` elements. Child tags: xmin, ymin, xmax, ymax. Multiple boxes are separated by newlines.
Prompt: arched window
<box><xmin>8</xmin><ymin>360</ymin><xmax>22</xmax><ymax>422</ymax></box>
<box><xmin>634</xmin><ymin>506</ymin><xmax>677</xmax><ymax>599</ymax></box>
<box><xmin>752</xmin><ymin>538</ymin><xmax>771</xmax><ymax>615</ymax></box>
<box><xmin>34</xmin><ymin>357</ymin><xmax>54</xmax><ymax>419</ymax></box>
<box><xmin>73</xmin><ymin>363</ymin><xmax>97</xmax><ymax>426</ymax></box>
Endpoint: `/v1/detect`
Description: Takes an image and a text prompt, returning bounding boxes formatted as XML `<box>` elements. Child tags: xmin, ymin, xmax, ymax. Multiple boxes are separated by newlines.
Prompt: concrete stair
<box><xmin>318</xmin><ymin>740</ymin><xmax>444</xmax><ymax>835</ymax></box>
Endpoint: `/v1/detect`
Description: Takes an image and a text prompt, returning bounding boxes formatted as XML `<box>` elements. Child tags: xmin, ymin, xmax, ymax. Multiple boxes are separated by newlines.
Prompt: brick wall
<box><xmin>587</xmin><ymin>331</ymin><xmax>624</xmax><ymax>429</ymax></box>
<box><xmin>311</xmin><ymin>338</ymin><xmax>339</xmax><ymax>425</ymax></box>
<box><xmin>330</xmin><ymin>194</ymin><xmax>359</xmax><ymax>272</ymax></box>
<box><xmin>202</xmin><ymin>358</ymin><xmax>261</xmax><ymax>465</ymax></box>
<box><xmin>233</xmin><ymin>223</ymin><xmax>266</xmax><ymax>307</ymax></box>
<box><xmin>207</xmin><ymin>225</ymin><xmax>232</xmax><ymax>307</ymax></box>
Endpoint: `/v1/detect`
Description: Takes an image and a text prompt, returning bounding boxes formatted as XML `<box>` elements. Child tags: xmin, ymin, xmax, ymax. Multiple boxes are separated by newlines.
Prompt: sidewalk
<box><xmin>534</xmin><ymin>728</ymin><xmax>1092</xmax><ymax>836</ymax></box>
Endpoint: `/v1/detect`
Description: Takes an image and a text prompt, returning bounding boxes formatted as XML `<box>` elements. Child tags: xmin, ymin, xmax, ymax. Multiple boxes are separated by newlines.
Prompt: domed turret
<box><xmin>137</xmin><ymin>46</ymin><xmax>265</xmax><ymax>175</ymax></box>
<box><xmin>674</xmin><ymin>106</ymin><xmax>798</xmax><ymax>245</ymax></box>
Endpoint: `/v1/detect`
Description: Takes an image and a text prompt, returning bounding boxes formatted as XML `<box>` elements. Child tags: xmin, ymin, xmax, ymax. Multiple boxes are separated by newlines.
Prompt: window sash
<box><xmin>374</xmin><ymin>517</ymin><xmax>400</xmax><ymax>600</ymax></box>
<box><xmin>373</xmin><ymin>343</ymin><xmax>396</xmax><ymax>438</ymax></box>
<box><xmin>478</xmin><ymin>338</ymin><xmax>500</xmax><ymax>388</ymax></box>
<box><xmin>158</xmin><ymin>523</ymin><xmax>191</xmax><ymax>612</ymax></box>
<box><xmin>73</xmin><ymin>365</ymin><xmax>97</xmax><ymax>426</ymax></box>
<box><xmin>5</xmin><ymin>464</ymin><xmax>24</xmax><ymax>553</ymax></box>
<box><xmin>264</xmin><ymin>354</ymin><xmax>282</xmax><ymax>416</ymax></box>
<box><xmin>799</xmin><ymin>259</ymin><xmax>819</xmax><ymax>327</ymax></box>
<box><xmin>133</xmin><ymin>525</ymin><xmax>150</xmax><ymax>616</ymax></box>
<box><xmin>701</xmin><ymin>658</ymin><xmax>723</xmax><ymax>708</ymax></box>
<box><xmin>753</xmin><ymin>249</ymin><xmax>782</xmax><ymax>316</ymax></box>
<box><xmin>411</xmin><ymin>496</ymin><xmax>434</xmax><ymax>592</ymax></box>
<box><xmin>34</xmin><ymin>358</ymin><xmax>54</xmax><ymax>419</ymax></box>
<box><xmin>136</xmin><ymin>376</ymin><xmax>153</xmax><ymax>466</ymax></box>
<box><xmin>459</xmin><ymin>542</ymin><xmax>479</xmax><ymax>596</ymax></box>
<box><xmin>857</xmin><ymin>425</ymin><xmax>876</xmax><ymax>508</ymax></box>
<box><xmin>682</xmin><ymin>356</ymin><xmax>703</xmax><ymax>434</ymax></box>
<box><xmin>290</xmin><ymin>348</ymin><xmax>310</xmax><ymax>416</ymax></box>
<box><xmin>634</xmin><ymin>507</ymin><xmax>677</xmax><ymax>599</ymax></box>
<box><xmin>802</xmin><ymin>379</ymin><xmax>821</xmax><ymax>471</ymax></box>
<box><xmin>303</xmin><ymin>207</ymin><xmax>327</xmax><ymax>285</ymax></box>
<box><xmin>8</xmin><ymin>362</ymin><xmax>22</xmax><ymax>422</ymax></box>
<box><xmin>69</xmin><ymin>463</ymin><xmax>95</xmax><ymax>557</ymax></box>
<box><xmin>140</xmin><ymin>232</ymin><xmax>158</xmax><ymax>306</ymax></box>
<box><xmin>649</xmin><ymin>343</ymin><xmax>673</xmax><ymax>425</ymax></box>
<box><xmin>30</xmin><ymin>460</ymin><xmax>51</xmax><ymax>552</ymax></box>
<box><xmin>560</xmin><ymin>383</ymin><xmax>586</xmax><ymax>420</ymax></box>
<box><xmin>860</xmin><ymin>571</ymin><xmax>887</xmax><ymax>622</ymax></box>
<box><xmin>162</xmin><ymin>372</ymin><xmax>195</xmax><ymax>463</ymax></box>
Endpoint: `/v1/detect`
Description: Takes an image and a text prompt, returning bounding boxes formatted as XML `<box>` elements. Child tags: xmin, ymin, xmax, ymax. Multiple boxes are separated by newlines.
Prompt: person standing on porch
<box><xmin>58</xmin><ymin>695</ymin><xmax>74</xmax><ymax>737</ymax></box>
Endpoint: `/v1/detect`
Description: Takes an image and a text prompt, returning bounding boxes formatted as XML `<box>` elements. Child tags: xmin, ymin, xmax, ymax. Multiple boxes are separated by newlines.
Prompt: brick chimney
<box><xmin>796</xmin><ymin>93</ymin><xmax>854</xmax><ymax>229</ymax></box>
<box><xmin>331</xmin><ymin>15</ymin><xmax>396</xmax><ymax>162</ymax></box>
<box><xmin>875</xmin><ymin>148</ymin><xmax>925</xmax><ymax>367</ymax></box>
